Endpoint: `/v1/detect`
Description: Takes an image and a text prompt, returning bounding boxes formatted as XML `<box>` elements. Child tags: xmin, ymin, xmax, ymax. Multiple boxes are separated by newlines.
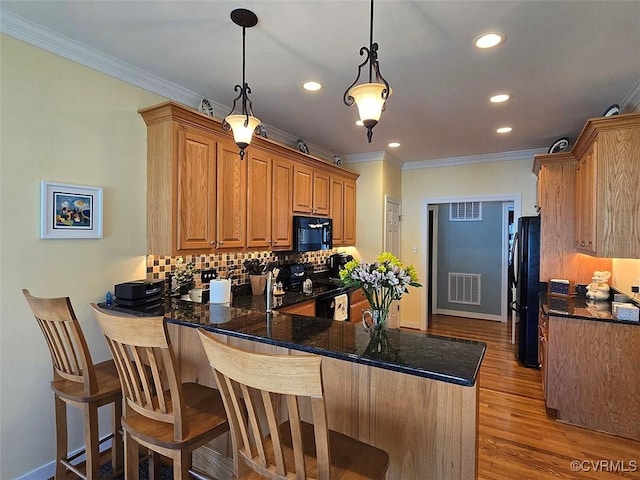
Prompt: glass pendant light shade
<box><xmin>349</xmin><ymin>83</ymin><xmax>392</xmax><ymax>124</ymax></box>
<box><xmin>225</xmin><ymin>114</ymin><xmax>261</xmax><ymax>149</ymax></box>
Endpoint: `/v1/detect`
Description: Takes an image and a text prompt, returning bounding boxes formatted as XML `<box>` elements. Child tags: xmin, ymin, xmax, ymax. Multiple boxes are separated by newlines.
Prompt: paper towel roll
<box><xmin>209</xmin><ymin>279</ymin><xmax>231</xmax><ymax>304</ymax></box>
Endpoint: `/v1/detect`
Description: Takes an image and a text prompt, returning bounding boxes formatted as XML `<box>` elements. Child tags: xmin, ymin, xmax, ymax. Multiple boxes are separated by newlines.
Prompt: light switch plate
<box><xmin>201</xmin><ymin>269</ymin><xmax>217</xmax><ymax>283</ymax></box>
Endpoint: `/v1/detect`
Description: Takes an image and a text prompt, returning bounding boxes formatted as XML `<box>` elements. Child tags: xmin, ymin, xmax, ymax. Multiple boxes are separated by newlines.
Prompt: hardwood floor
<box><xmin>427</xmin><ymin>314</ymin><xmax>640</xmax><ymax>480</ymax></box>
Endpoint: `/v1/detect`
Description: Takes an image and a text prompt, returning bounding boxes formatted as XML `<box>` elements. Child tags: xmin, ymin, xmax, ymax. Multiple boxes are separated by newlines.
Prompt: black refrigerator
<box><xmin>511</xmin><ymin>216</ymin><xmax>541</xmax><ymax>368</ymax></box>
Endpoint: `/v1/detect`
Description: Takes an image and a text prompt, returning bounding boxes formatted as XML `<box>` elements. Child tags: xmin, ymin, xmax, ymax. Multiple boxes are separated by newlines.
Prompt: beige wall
<box><xmin>612</xmin><ymin>258</ymin><xmax>640</xmax><ymax>298</ymax></box>
<box><xmin>0</xmin><ymin>35</ymin><xmax>164</xmax><ymax>478</ymax></box>
<box><xmin>399</xmin><ymin>158</ymin><xmax>538</xmax><ymax>329</ymax></box>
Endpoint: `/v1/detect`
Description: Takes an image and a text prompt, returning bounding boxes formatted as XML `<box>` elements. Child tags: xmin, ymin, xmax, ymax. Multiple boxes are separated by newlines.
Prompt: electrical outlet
<box><xmin>631</xmin><ymin>285</ymin><xmax>639</xmax><ymax>293</ymax></box>
<box><xmin>201</xmin><ymin>269</ymin><xmax>217</xmax><ymax>283</ymax></box>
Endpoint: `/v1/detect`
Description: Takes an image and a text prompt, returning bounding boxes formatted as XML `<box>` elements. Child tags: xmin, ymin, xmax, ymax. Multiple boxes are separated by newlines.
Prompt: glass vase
<box><xmin>361</xmin><ymin>308</ymin><xmax>389</xmax><ymax>332</ymax></box>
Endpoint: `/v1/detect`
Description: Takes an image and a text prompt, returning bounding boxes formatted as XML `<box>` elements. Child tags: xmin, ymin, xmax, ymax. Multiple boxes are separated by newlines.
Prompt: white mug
<box><xmin>188</xmin><ymin>288</ymin><xmax>203</xmax><ymax>303</ymax></box>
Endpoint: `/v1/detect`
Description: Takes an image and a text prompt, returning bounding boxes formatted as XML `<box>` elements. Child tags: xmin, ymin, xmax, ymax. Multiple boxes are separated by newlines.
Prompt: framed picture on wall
<box><xmin>41</xmin><ymin>181</ymin><xmax>103</xmax><ymax>239</ymax></box>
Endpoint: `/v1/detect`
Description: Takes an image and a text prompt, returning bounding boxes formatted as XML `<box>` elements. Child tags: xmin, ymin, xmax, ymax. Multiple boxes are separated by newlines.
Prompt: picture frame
<box><xmin>41</xmin><ymin>181</ymin><xmax>103</xmax><ymax>239</ymax></box>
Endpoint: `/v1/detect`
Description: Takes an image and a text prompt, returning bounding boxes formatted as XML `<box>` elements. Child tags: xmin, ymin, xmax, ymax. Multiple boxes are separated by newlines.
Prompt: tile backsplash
<box><xmin>146</xmin><ymin>249</ymin><xmax>337</xmax><ymax>289</ymax></box>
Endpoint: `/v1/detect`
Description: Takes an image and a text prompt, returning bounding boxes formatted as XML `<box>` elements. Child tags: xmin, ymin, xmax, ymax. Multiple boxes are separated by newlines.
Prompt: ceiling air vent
<box><xmin>449</xmin><ymin>201</ymin><xmax>482</xmax><ymax>221</ymax></box>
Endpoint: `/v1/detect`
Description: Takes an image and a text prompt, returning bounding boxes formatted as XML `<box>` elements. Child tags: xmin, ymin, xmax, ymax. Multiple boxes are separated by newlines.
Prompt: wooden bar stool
<box><xmin>196</xmin><ymin>328</ymin><xmax>390</xmax><ymax>480</ymax></box>
<box><xmin>22</xmin><ymin>289</ymin><xmax>123</xmax><ymax>480</ymax></box>
<box><xmin>91</xmin><ymin>305</ymin><xmax>229</xmax><ymax>480</ymax></box>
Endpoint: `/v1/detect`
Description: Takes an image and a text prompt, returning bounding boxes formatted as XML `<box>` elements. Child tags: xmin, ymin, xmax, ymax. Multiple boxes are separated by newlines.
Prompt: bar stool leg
<box><xmin>111</xmin><ymin>400</ymin><xmax>123</xmax><ymax>472</ymax></box>
<box><xmin>125</xmin><ymin>430</ymin><xmax>140</xmax><ymax>480</ymax></box>
<box><xmin>54</xmin><ymin>395</ymin><xmax>67</xmax><ymax>480</ymax></box>
<box><xmin>84</xmin><ymin>403</ymin><xmax>100</xmax><ymax>479</ymax></box>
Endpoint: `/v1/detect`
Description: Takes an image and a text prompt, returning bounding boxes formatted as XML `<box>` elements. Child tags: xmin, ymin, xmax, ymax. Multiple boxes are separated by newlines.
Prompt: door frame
<box><xmin>421</xmin><ymin>194</ymin><xmax>522</xmax><ymax>330</ymax></box>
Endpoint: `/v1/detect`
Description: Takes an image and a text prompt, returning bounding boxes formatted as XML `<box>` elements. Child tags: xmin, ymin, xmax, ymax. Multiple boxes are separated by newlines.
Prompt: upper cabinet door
<box><xmin>246</xmin><ymin>150</ymin><xmax>273</xmax><ymax>249</ymax></box>
<box><xmin>176</xmin><ymin>128</ymin><xmax>217</xmax><ymax>252</ymax></box>
<box><xmin>293</xmin><ymin>164</ymin><xmax>313</xmax><ymax>214</ymax></box>
<box><xmin>330</xmin><ymin>177</ymin><xmax>344</xmax><ymax>245</ymax></box>
<box><xmin>272</xmin><ymin>156</ymin><xmax>293</xmax><ymax>250</ymax></box>
<box><xmin>313</xmin><ymin>171</ymin><xmax>330</xmax><ymax>216</ymax></box>
<box><xmin>216</xmin><ymin>140</ymin><xmax>247</xmax><ymax>250</ymax></box>
<box><xmin>343</xmin><ymin>178</ymin><xmax>357</xmax><ymax>245</ymax></box>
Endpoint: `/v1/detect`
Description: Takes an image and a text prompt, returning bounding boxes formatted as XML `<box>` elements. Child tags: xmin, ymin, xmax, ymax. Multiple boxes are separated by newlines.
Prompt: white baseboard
<box><xmin>435</xmin><ymin>308</ymin><xmax>502</xmax><ymax>322</ymax></box>
<box><xmin>18</xmin><ymin>438</ymin><xmax>112</xmax><ymax>480</ymax></box>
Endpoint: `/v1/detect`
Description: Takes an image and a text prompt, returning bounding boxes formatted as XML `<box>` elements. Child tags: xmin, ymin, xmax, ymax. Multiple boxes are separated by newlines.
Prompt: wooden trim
<box><xmin>571</xmin><ymin>112</ymin><xmax>640</xmax><ymax>160</ymax></box>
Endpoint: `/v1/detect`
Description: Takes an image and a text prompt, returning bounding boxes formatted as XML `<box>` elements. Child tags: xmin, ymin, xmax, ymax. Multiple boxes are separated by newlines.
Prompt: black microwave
<box><xmin>293</xmin><ymin>216</ymin><xmax>332</xmax><ymax>252</ymax></box>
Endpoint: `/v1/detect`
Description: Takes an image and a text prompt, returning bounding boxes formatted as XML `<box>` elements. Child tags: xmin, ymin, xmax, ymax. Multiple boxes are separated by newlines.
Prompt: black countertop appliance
<box><xmin>279</xmin><ymin>264</ymin><xmax>308</xmax><ymax>291</ymax></box>
<box><xmin>327</xmin><ymin>253</ymin><xmax>353</xmax><ymax>279</ymax></box>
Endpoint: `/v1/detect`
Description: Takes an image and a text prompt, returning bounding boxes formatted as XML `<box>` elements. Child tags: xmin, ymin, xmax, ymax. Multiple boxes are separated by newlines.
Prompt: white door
<box><xmin>384</xmin><ymin>196</ymin><xmax>401</xmax><ymax>328</ymax></box>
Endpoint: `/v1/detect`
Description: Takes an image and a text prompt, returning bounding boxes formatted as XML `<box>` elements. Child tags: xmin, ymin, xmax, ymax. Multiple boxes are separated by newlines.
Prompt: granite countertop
<box><xmin>539</xmin><ymin>293</ymin><xmax>640</xmax><ymax>326</ymax></box>
<box><xmin>100</xmin><ymin>298</ymin><xmax>486</xmax><ymax>387</ymax></box>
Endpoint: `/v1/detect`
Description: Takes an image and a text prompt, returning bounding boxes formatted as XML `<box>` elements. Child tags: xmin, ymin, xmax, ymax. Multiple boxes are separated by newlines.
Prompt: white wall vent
<box><xmin>449</xmin><ymin>201</ymin><xmax>482</xmax><ymax>221</ymax></box>
<box><xmin>448</xmin><ymin>273</ymin><xmax>481</xmax><ymax>305</ymax></box>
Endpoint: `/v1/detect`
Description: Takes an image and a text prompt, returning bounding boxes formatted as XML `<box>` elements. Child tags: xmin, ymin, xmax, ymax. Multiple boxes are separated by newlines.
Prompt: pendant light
<box><xmin>222</xmin><ymin>8</ymin><xmax>260</xmax><ymax>160</ymax></box>
<box><xmin>343</xmin><ymin>0</ymin><xmax>392</xmax><ymax>143</ymax></box>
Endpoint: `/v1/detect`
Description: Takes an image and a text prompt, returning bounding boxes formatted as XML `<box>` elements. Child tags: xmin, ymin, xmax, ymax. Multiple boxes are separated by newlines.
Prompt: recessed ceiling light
<box><xmin>355</xmin><ymin>120</ymin><xmax>364</xmax><ymax>126</ymax></box>
<box><xmin>475</xmin><ymin>32</ymin><xmax>505</xmax><ymax>49</ymax></box>
<box><xmin>496</xmin><ymin>126</ymin><xmax>512</xmax><ymax>134</ymax></box>
<box><xmin>388</xmin><ymin>142</ymin><xmax>400</xmax><ymax>148</ymax></box>
<box><xmin>490</xmin><ymin>93</ymin><xmax>511</xmax><ymax>103</ymax></box>
<box><xmin>303</xmin><ymin>81</ymin><xmax>322</xmax><ymax>91</ymax></box>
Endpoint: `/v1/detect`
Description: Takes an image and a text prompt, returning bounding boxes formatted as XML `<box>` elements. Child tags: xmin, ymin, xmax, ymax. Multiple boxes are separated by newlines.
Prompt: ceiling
<box><xmin>2</xmin><ymin>1</ymin><xmax>639</xmax><ymax>165</ymax></box>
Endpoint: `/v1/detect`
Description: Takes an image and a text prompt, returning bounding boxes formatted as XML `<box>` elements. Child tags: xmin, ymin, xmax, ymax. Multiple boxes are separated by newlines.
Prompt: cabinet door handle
<box><xmin>580</xmin><ymin>241</ymin><xmax>586</xmax><ymax>247</ymax></box>
<box><xmin>273</xmin><ymin>240</ymin><xmax>278</xmax><ymax>245</ymax></box>
<box><xmin>209</xmin><ymin>240</ymin><xmax>216</xmax><ymax>245</ymax></box>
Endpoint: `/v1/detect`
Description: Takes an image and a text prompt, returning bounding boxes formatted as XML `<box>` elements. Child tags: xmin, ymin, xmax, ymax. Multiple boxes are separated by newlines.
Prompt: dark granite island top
<box><xmin>100</xmin><ymin>298</ymin><xmax>485</xmax><ymax>479</ymax></box>
<box><xmin>102</xmin><ymin>299</ymin><xmax>486</xmax><ymax>387</ymax></box>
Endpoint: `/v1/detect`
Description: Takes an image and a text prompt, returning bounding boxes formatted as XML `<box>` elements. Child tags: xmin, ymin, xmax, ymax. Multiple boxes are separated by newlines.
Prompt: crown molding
<box><xmin>402</xmin><ymin>148</ymin><xmax>547</xmax><ymax>170</ymax></box>
<box><xmin>0</xmin><ymin>8</ymin><xmax>335</xmax><ymax>161</ymax></box>
<box><xmin>342</xmin><ymin>151</ymin><xmax>386</xmax><ymax>164</ymax></box>
<box><xmin>342</xmin><ymin>150</ymin><xmax>404</xmax><ymax>169</ymax></box>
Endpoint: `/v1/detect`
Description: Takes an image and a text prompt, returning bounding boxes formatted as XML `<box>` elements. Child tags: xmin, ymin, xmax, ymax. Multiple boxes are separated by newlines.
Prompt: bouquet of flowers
<box><xmin>173</xmin><ymin>257</ymin><xmax>199</xmax><ymax>288</ymax></box>
<box><xmin>339</xmin><ymin>252</ymin><xmax>421</xmax><ymax>324</ymax></box>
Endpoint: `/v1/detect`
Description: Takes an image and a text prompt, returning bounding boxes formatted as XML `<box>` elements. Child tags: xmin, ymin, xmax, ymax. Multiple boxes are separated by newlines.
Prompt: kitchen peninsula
<box><xmin>104</xmin><ymin>299</ymin><xmax>486</xmax><ymax>479</ymax></box>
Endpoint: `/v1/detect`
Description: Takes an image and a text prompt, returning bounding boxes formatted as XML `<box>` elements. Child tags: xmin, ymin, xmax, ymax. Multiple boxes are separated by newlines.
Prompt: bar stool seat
<box><xmin>22</xmin><ymin>289</ymin><xmax>123</xmax><ymax>480</ymax></box>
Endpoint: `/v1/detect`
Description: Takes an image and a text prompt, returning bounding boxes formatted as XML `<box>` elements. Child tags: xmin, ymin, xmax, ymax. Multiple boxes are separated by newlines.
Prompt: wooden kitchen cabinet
<box><xmin>574</xmin><ymin>140</ymin><xmax>596</xmax><ymax>253</ymax></box>
<box><xmin>140</xmin><ymin>102</ymin><xmax>358</xmax><ymax>254</ymax></box>
<box><xmin>572</xmin><ymin>113</ymin><xmax>640</xmax><ymax>258</ymax></box>
<box><xmin>246</xmin><ymin>149</ymin><xmax>272</xmax><ymax>249</ymax></box>
<box><xmin>343</xmin><ymin>178</ymin><xmax>356</xmax><ymax>245</ymax></box>
<box><xmin>330</xmin><ymin>176</ymin><xmax>357</xmax><ymax>247</ymax></box>
<box><xmin>277</xmin><ymin>298</ymin><xmax>316</xmax><ymax>316</ymax></box>
<box><xmin>349</xmin><ymin>288</ymin><xmax>370</xmax><ymax>323</ymax></box>
<box><xmin>293</xmin><ymin>164</ymin><xmax>330</xmax><ymax>216</ymax></box>
<box><xmin>216</xmin><ymin>140</ymin><xmax>246</xmax><ymax>250</ymax></box>
<box><xmin>247</xmin><ymin>151</ymin><xmax>293</xmax><ymax>250</ymax></box>
<box><xmin>330</xmin><ymin>177</ymin><xmax>344</xmax><ymax>245</ymax></box>
<box><xmin>271</xmin><ymin>156</ymin><xmax>293</xmax><ymax>250</ymax></box>
<box><xmin>545</xmin><ymin>314</ymin><xmax>640</xmax><ymax>441</ymax></box>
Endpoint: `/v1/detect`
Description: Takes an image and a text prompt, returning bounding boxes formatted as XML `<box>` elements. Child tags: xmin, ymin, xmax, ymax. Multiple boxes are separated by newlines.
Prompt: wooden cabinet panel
<box><xmin>271</xmin><ymin>156</ymin><xmax>293</xmax><ymax>250</ymax></box>
<box><xmin>330</xmin><ymin>177</ymin><xmax>344</xmax><ymax>245</ymax></box>
<box><xmin>293</xmin><ymin>165</ymin><xmax>313</xmax><ymax>214</ymax></box>
<box><xmin>343</xmin><ymin>179</ymin><xmax>357</xmax><ymax>245</ymax></box>
<box><xmin>277</xmin><ymin>299</ymin><xmax>316</xmax><ymax>317</ymax></box>
<box><xmin>176</xmin><ymin>127</ymin><xmax>217</xmax><ymax>252</ymax></box>
<box><xmin>349</xmin><ymin>288</ymin><xmax>370</xmax><ymax>323</ymax></box>
<box><xmin>216</xmin><ymin>141</ymin><xmax>246</xmax><ymax>250</ymax></box>
<box><xmin>546</xmin><ymin>315</ymin><xmax>640</xmax><ymax>441</ymax></box>
<box><xmin>537</xmin><ymin>307</ymin><xmax>548</xmax><ymax>398</ymax></box>
<box><xmin>575</xmin><ymin>141</ymin><xmax>596</xmax><ymax>253</ymax></box>
<box><xmin>246</xmin><ymin>150</ymin><xmax>272</xmax><ymax>248</ymax></box>
<box><xmin>293</xmin><ymin>165</ymin><xmax>330</xmax><ymax>216</ymax></box>
<box><xmin>313</xmin><ymin>171</ymin><xmax>330</xmax><ymax>216</ymax></box>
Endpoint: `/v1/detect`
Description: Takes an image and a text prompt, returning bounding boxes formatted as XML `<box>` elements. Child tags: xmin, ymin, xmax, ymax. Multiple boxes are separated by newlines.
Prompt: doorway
<box><xmin>422</xmin><ymin>194</ymin><xmax>521</xmax><ymax>330</ymax></box>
